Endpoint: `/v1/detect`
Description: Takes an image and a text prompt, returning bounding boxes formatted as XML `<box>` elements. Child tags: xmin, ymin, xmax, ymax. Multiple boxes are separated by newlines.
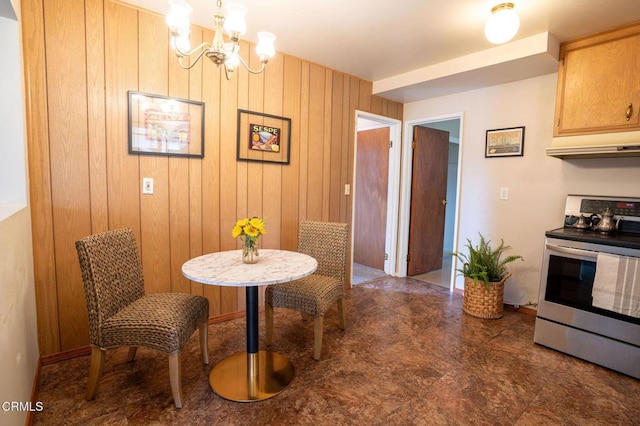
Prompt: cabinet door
<box><xmin>555</xmin><ymin>33</ymin><xmax>640</xmax><ymax>135</ymax></box>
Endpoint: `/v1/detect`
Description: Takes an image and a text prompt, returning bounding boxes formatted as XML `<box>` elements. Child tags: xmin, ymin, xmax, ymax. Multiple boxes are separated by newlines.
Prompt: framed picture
<box><xmin>237</xmin><ymin>109</ymin><xmax>291</xmax><ymax>164</ymax></box>
<box><xmin>485</xmin><ymin>126</ymin><xmax>525</xmax><ymax>158</ymax></box>
<box><xmin>128</xmin><ymin>91</ymin><xmax>204</xmax><ymax>158</ymax></box>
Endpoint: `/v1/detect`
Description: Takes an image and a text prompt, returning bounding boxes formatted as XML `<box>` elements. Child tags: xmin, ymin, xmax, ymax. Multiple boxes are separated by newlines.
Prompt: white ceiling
<box><xmin>121</xmin><ymin>0</ymin><xmax>640</xmax><ymax>103</ymax></box>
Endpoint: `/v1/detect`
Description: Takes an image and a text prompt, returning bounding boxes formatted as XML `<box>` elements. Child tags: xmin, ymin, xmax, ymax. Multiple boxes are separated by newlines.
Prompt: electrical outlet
<box><xmin>142</xmin><ymin>177</ymin><xmax>154</xmax><ymax>194</ymax></box>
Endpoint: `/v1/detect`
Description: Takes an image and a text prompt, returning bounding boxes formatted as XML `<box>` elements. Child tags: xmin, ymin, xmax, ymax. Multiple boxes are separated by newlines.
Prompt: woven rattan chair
<box><xmin>75</xmin><ymin>228</ymin><xmax>209</xmax><ymax>408</ymax></box>
<box><xmin>265</xmin><ymin>221</ymin><xmax>348</xmax><ymax>360</ymax></box>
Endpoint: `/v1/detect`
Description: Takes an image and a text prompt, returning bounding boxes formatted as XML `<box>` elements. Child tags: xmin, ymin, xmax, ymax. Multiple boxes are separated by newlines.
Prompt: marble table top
<box><xmin>182</xmin><ymin>249</ymin><xmax>318</xmax><ymax>287</ymax></box>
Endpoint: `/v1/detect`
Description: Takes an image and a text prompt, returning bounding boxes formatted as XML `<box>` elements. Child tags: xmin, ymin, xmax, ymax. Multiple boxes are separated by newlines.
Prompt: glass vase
<box><xmin>242</xmin><ymin>242</ymin><xmax>259</xmax><ymax>264</ymax></box>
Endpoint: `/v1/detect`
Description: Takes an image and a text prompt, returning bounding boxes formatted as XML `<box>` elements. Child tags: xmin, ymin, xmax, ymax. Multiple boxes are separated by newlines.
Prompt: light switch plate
<box><xmin>499</xmin><ymin>187</ymin><xmax>509</xmax><ymax>200</ymax></box>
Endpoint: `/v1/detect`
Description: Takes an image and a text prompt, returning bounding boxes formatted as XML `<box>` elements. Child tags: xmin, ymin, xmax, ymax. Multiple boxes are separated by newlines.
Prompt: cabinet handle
<box><xmin>626</xmin><ymin>103</ymin><xmax>633</xmax><ymax>121</ymax></box>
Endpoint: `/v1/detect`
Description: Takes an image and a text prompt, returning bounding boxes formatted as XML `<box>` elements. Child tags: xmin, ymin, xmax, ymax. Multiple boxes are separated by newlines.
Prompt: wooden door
<box><xmin>407</xmin><ymin>126</ymin><xmax>449</xmax><ymax>276</ymax></box>
<box><xmin>354</xmin><ymin>127</ymin><xmax>389</xmax><ymax>270</ymax></box>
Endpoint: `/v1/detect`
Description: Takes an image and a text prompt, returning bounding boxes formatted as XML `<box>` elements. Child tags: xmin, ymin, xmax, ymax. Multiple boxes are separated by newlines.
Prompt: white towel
<box><xmin>592</xmin><ymin>253</ymin><xmax>640</xmax><ymax>318</ymax></box>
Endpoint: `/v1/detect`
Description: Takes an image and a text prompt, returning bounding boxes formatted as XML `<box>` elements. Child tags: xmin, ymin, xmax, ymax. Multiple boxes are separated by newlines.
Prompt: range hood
<box><xmin>547</xmin><ymin>131</ymin><xmax>640</xmax><ymax>158</ymax></box>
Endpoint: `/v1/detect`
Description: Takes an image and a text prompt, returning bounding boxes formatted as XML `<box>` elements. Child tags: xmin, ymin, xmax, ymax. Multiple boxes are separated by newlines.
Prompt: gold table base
<box><xmin>209</xmin><ymin>350</ymin><xmax>295</xmax><ymax>402</ymax></box>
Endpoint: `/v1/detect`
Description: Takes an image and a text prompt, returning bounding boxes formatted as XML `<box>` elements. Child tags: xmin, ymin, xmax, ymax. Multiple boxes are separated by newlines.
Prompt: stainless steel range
<box><xmin>534</xmin><ymin>194</ymin><xmax>640</xmax><ymax>379</ymax></box>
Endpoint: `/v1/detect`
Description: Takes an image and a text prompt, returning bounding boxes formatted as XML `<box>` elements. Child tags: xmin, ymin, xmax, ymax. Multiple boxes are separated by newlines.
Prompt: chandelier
<box><xmin>166</xmin><ymin>0</ymin><xmax>276</xmax><ymax>80</ymax></box>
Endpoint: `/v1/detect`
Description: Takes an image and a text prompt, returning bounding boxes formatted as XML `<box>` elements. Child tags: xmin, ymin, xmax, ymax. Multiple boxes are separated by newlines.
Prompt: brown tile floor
<box><xmin>33</xmin><ymin>278</ymin><xmax>640</xmax><ymax>425</ymax></box>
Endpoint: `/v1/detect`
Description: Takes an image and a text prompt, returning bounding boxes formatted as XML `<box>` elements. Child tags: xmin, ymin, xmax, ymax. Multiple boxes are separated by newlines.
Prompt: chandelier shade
<box><xmin>166</xmin><ymin>0</ymin><xmax>276</xmax><ymax>80</ymax></box>
<box><xmin>223</xmin><ymin>2</ymin><xmax>247</xmax><ymax>37</ymax></box>
<box><xmin>256</xmin><ymin>32</ymin><xmax>276</xmax><ymax>58</ymax></box>
<box><xmin>166</xmin><ymin>0</ymin><xmax>192</xmax><ymax>32</ymax></box>
<box><xmin>484</xmin><ymin>2</ymin><xmax>520</xmax><ymax>44</ymax></box>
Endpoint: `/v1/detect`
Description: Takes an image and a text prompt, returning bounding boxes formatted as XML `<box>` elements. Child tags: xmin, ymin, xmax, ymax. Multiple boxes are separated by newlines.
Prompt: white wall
<box><xmin>0</xmin><ymin>8</ymin><xmax>26</xmax><ymax>220</ymax></box>
<box><xmin>404</xmin><ymin>73</ymin><xmax>640</xmax><ymax>306</ymax></box>
<box><xmin>0</xmin><ymin>209</ymin><xmax>38</xmax><ymax>425</ymax></box>
<box><xmin>0</xmin><ymin>0</ymin><xmax>40</xmax><ymax>425</ymax></box>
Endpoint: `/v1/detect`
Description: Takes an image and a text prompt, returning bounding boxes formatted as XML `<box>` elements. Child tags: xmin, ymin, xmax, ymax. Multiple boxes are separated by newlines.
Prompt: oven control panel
<box><xmin>581</xmin><ymin>199</ymin><xmax>640</xmax><ymax>217</ymax></box>
<box><xmin>565</xmin><ymin>195</ymin><xmax>640</xmax><ymax>222</ymax></box>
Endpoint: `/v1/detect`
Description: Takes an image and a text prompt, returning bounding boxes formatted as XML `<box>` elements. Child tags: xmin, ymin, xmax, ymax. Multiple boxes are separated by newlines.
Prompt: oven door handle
<box><xmin>545</xmin><ymin>243</ymin><xmax>598</xmax><ymax>260</ymax></box>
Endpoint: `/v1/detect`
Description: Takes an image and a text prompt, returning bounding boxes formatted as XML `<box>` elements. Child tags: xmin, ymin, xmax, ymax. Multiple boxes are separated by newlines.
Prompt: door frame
<box><xmin>352</xmin><ymin>110</ymin><xmax>402</xmax><ymax>278</ymax></box>
<box><xmin>397</xmin><ymin>113</ymin><xmax>464</xmax><ymax>291</ymax></box>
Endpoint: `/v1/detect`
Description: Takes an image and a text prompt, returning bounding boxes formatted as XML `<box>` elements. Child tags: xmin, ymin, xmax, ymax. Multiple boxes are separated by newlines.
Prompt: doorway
<box><xmin>398</xmin><ymin>115</ymin><xmax>463</xmax><ymax>291</ymax></box>
<box><xmin>351</xmin><ymin>111</ymin><xmax>402</xmax><ymax>285</ymax></box>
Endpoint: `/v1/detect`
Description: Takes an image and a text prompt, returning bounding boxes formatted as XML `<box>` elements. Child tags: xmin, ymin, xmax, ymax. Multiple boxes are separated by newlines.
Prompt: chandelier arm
<box><xmin>236</xmin><ymin>53</ymin><xmax>267</xmax><ymax>75</ymax></box>
<box><xmin>177</xmin><ymin>48</ymin><xmax>209</xmax><ymax>70</ymax></box>
<box><xmin>174</xmin><ymin>41</ymin><xmax>211</xmax><ymax>59</ymax></box>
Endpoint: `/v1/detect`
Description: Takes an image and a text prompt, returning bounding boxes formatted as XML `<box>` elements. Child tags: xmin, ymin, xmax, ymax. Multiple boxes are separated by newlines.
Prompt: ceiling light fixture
<box><xmin>484</xmin><ymin>2</ymin><xmax>520</xmax><ymax>44</ymax></box>
<box><xmin>166</xmin><ymin>0</ymin><xmax>276</xmax><ymax>80</ymax></box>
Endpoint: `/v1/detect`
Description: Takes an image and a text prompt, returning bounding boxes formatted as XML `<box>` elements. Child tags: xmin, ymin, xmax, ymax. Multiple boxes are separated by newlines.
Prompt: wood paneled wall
<box><xmin>21</xmin><ymin>0</ymin><xmax>403</xmax><ymax>356</ymax></box>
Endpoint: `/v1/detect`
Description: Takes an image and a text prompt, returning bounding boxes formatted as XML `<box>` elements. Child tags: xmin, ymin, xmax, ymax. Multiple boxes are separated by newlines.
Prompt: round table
<box><xmin>182</xmin><ymin>249</ymin><xmax>317</xmax><ymax>402</ymax></box>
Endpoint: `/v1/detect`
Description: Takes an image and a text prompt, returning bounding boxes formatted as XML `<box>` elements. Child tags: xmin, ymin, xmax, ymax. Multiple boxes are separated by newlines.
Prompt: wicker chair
<box><xmin>265</xmin><ymin>221</ymin><xmax>348</xmax><ymax>360</ymax></box>
<box><xmin>75</xmin><ymin>228</ymin><xmax>209</xmax><ymax>409</ymax></box>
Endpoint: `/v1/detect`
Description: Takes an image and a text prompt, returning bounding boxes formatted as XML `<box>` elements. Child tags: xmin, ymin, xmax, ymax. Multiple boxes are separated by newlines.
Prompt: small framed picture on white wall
<box><xmin>485</xmin><ymin>126</ymin><xmax>525</xmax><ymax>158</ymax></box>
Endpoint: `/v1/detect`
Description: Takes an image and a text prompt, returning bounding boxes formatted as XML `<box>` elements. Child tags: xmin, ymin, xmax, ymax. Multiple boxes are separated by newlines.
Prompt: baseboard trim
<box><xmin>41</xmin><ymin>346</ymin><xmax>91</xmax><ymax>366</ymax></box>
<box><xmin>505</xmin><ymin>304</ymin><xmax>537</xmax><ymax>316</ymax></box>
<box><xmin>39</xmin><ymin>310</ymin><xmax>252</xmax><ymax>365</ymax></box>
<box><xmin>25</xmin><ymin>357</ymin><xmax>41</xmax><ymax>426</ymax></box>
<box><xmin>207</xmin><ymin>309</ymin><xmax>253</xmax><ymax>324</ymax></box>
<box><xmin>39</xmin><ymin>303</ymin><xmax>532</xmax><ymax>366</ymax></box>
<box><xmin>455</xmin><ymin>288</ymin><xmax>537</xmax><ymax>317</ymax></box>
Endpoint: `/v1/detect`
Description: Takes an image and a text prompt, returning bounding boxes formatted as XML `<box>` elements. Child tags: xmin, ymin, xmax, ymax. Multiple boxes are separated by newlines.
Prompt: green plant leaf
<box><xmin>450</xmin><ymin>233</ymin><xmax>523</xmax><ymax>287</ymax></box>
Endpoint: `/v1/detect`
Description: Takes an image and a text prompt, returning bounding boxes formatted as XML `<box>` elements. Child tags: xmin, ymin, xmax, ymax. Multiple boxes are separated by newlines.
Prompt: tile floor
<box><xmin>32</xmin><ymin>277</ymin><xmax>640</xmax><ymax>425</ymax></box>
<box><xmin>352</xmin><ymin>256</ymin><xmax>453</xmax><ymax>289</ymax></box>
<box><xmin>412</xmin><ymin>255</ymin><xmax>454</xmax><ymax>289</ymax></box>
<box><xmin>351</xmin><ymin>262</ymin><xmax>388</xmax><ymax>285</ymax></box>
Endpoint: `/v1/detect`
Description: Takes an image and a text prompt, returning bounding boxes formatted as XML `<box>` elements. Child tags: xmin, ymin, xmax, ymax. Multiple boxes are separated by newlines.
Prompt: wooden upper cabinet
<box><xmin>554</xmin><ymin>23</ymin><xmax>640</xmax><ymax>137</ymax></box>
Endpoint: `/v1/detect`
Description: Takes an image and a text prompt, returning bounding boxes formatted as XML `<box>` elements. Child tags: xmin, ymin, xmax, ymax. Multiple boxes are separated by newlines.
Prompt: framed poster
<box><xmin>128</xmin><ymin>91</ymin><xmax>204</xmax><ymax>158</ymax></box>
<box><xmin>485</xmin><ymin>126</ymin><xmax>525</xmax><ymax>158</ymax></box>
<box><xmin>237</xmin><ymin>109</ymin><xmax>291</xmax><ymax>164</ymax></box>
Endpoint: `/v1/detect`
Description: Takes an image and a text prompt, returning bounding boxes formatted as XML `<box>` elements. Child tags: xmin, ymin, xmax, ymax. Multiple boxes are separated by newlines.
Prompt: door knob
<box><xmin>441</xmin><ymin>199</ymin><xmax>448</xmax><ymax>206</ymax></box>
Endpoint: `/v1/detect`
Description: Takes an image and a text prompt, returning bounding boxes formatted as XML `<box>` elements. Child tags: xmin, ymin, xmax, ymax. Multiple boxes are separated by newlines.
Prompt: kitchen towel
<box><xmin>592</xmin><ymin>253</ymin><xmax>639</xmax><ymax>318</ymax></box>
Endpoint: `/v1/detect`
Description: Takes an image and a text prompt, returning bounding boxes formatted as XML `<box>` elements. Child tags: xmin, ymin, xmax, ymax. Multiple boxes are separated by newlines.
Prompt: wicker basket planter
<box><xmin>452</xmin><ymin>234</ymin><xmax>523</xmax><ymax>320</ymax></box>
<box><xmin>462</xmin><ymin>273</ymin><xmax>511</xmax><ymax>319</ymax></box>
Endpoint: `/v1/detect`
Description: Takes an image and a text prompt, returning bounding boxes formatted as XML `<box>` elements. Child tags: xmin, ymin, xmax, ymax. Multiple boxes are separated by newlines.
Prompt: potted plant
<box><xmin>451</xmin><ymin>234</ymin><xmax>523</xmax><ymax>319</ymax></box>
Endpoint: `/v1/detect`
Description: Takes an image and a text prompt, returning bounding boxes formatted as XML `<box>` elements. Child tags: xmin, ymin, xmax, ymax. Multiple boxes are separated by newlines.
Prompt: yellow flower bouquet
<box><xmin>232</xmin><ymin>217</ymin><xmax>266</xmax><ymax>263</ymax></box>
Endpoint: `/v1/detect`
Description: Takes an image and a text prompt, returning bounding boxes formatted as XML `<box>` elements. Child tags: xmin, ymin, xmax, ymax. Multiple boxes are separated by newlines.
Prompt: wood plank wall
<box><xmin>21</xmin><ymin>0</ymin><xmax>403</xmax><ymax>356</ymax></box>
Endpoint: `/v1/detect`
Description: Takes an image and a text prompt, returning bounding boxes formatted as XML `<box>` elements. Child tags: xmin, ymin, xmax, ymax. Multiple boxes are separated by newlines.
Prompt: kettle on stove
<box><xmin>573</xmin><ymin>214</ymin><xmax>591</xmax><ymax>230</ymax></box>
<box><xmin>592</xmin><ymin>207</ymin><xmax>621</xmax><ymax>234</ymax></box>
